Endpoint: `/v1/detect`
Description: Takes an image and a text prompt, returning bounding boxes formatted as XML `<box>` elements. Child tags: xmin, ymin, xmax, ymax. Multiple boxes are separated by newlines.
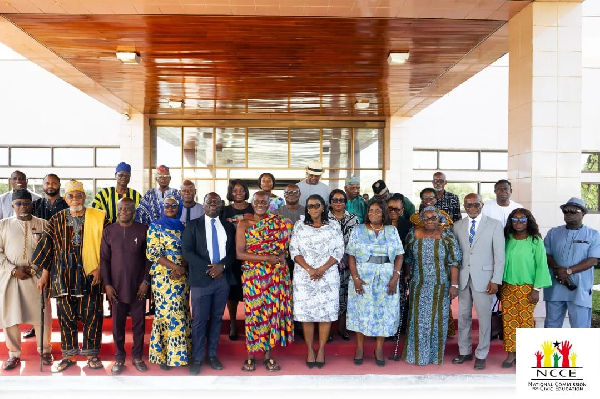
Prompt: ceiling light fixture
<box><xmin>354</xmin><ymin>98</ymin><xmax>370</xmax><ymax>110</ymax></box>
<box><xmin>116</xmin><ymin>51</ymin><xmax>141</xmax><ymax>65</ymax></box>
<box><xmin>388</xmin><ymin>51</ymin><xmax>409</xmax><ymax>65</ymax></box>
<box><xmin>168</xmin><ymin>100</ymin><xmax>183</xmax><ymax>109</ymax></box>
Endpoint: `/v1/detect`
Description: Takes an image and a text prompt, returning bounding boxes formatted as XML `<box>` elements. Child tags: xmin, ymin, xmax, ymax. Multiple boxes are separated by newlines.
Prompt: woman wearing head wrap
<box><xmin>402</xmin><ymin>206</ymin><xmax>462</xmax><ymax>366</ymax></box>
<box><xmin>146</xmin><ymin>195</ymin><xmax>191</xmax><ymax>370</ymax></box>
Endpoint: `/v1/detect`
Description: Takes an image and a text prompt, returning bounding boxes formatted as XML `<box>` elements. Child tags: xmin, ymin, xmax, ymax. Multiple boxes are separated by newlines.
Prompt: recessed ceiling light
<box><xmin>116</xmin><ymin>52</ymin><xmax>141</xmax><ymax>65</ymax></box>
<box><xmin>355</xmin><ymin>99</ymin><xmax>370</xmax><ymax>110</ymax></box>
<box><xmin>168</xmin><ymin>100</ymin><xmax>183</xmax><ymax>109</ymax></box>
<box><xmin>388</xmin><ymin>52</ymin><xmax>409</xmax><ymax>65</ymax></box>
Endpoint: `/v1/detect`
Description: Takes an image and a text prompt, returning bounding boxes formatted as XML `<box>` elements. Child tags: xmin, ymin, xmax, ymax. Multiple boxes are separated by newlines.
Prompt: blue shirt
<box><xmin>544</xmin><ymin>225</ymin><xmax>600</xmax><ymax>307</ymax></box>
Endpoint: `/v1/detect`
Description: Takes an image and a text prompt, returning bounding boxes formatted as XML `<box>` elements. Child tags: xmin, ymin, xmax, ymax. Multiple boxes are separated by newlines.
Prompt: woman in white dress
<box><xmin>290</xmin><ymin>194</ymin><xmax>344</xmax><ymax>370</ymax></box>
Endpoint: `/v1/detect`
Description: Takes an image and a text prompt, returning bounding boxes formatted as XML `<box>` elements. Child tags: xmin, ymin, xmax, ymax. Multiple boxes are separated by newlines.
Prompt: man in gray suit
<box><xmin>452</xmin><ymin>193</ymin><xmax>505</xmax><ymax>370</ymax></box>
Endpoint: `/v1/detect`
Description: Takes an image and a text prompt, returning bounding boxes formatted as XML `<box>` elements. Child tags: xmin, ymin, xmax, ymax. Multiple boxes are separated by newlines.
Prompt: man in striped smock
<box><xmin>92</xmin><ymin>162</ymin><xmax>142</xmax><ymax>224</ymax></box>
<box><xmin>34</xmin><ymin>180</ymin><xmax>109</xmax><ymax>373</ymax></box>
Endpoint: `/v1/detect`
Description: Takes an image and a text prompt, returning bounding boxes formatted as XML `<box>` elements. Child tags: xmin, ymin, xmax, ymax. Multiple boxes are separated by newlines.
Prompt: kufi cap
<box><xmin>156</xmin><ymin>165</ymin><xmax>170</xmax><ymax>175</ymax></box>
<box><xmin>12</xmin><ymin>189</ymin><xmax>32</xmax><ymax>201</ymax></box>
<box><xmin>560</xmin><ymin>197</ymin><xmax>588</xmax><ymax>213</ymax></box>
<box><xmin>372</xmin><ymin>180</ymin><xmax>388</xmax><ymax>195</ymax></box>
<box><xmin>116</xmin><ymin>162</ymin><xmax>131</xmax><ymax>174</ymax></box>
<box><xmin>345</xmin><ymin>175</ymin><xmax>360</xmax><ymax>186</ymax></box>
<box><xmin>64</xmin><ymin>179</ymin><xmax>85</xmax><ymax>194</ymax></box>
<box><xmin>306</xmin><ymin>161</ymin><xmax>324</xmax><ymax>176</ymax></box>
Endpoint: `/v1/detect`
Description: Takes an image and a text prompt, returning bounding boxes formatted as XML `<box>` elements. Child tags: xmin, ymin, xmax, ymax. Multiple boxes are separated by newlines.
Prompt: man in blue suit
<box><xmin>182</xmin><ymin>192</ymin><xmax>237</xmax><ymax>375</ymax></box>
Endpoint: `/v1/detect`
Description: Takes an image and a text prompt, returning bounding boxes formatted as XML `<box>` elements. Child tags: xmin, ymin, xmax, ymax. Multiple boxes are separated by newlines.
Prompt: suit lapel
<box><xmin>472</xmin><ymin>216</ymin><xmax>487</xmax><ymax>247</ymax></box>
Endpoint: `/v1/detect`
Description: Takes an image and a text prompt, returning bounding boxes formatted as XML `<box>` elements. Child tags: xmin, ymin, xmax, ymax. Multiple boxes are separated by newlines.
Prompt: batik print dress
<box><xmin>146</xmin><ymin>223</ymin><xmax>191</xmax><ymax>366</ymax></box>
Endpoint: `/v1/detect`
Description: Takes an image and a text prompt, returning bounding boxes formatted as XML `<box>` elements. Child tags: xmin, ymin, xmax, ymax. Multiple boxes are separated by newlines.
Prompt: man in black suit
<box><xmin>182</xmin><ymin>192</ymin><xmax>236</xmax><ymax>375</ymax></box>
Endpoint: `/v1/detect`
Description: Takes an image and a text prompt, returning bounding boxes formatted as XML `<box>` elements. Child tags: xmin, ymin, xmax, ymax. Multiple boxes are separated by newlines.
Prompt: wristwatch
<box><xmin>533</xmin><ymin>288</ymin><xmax>541</xmax><ymax>292</ymax></box>
<box><xmin>142</xmin><ymin>280</ymin><xmax>151</xmax><ymax>285</ymax></box>
<box><xmin>395</xmin><ymin>270</ymin><xmax>401</xmax><ymax>276</ymax></box>
<box><xmin>451</xmin><ymin>284</ymin><xmax>459</xmax><ymax>289</ymax></box>
<box><xmin>566</xmin><ymin>268</ymin><xmax>573</xmax><ymax>275</ymax></box>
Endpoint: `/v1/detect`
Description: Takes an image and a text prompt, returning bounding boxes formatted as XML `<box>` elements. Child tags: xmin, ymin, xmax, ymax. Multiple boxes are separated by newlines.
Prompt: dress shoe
<box><xmin>474</xmin><ymin>358</ymin><xmax>486</xmax><ymax>370</ymax></box>
<box><xmin>111</xmin><ymin>361</ymin><xmax>124</xmax><ymax>375</ymax></box>
<box><xmin>206</xmin><ymin>356</ymin><xmax>223</xmax><ymax>370</ymax></box>
<box><xmin>132</xmin><ymin>359</ymin><xmax>148</xmax><ymax>372</ymax></box>
<box><xmin>159</xmin><ymin>364</ymin><xmax>170</xmax><ymax>371</ymax></box>
<box><xmin>189</xmin><ymin>362</ymin><xmax>202</xmax><ymax>375</ymax></box>
<box><xmin>23</xmin><ymin>327</ymin><xmax>36</xmax><ymax>338</ymax></box>
<box><xmin>501</xmin><ymin>358</ymin><xmax>516</xmax><ymax>368</ymax></box>
<box><xmin>3</xmin><ymin>357</ymin><xmax>21</xmax><ymax>370</ymax></box>
<box><xmin>42</xmin><ymin>353</ymin><xmax>54</xmax><ymax>366</ymax></box>
<box><xmin>339</xmin><ymin>331</ymin><xmax>350</xmax><ymax>341</ymax></box>
<box><xmin>452</xmin><ymin>354</ymin><xmax>473</xmax><ymax>364</ymax></box>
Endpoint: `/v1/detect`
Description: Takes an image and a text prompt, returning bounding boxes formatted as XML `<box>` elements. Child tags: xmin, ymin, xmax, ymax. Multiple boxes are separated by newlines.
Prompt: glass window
<box><xmin>153</xmin><ymin>127</ymin><xmax>181</xmax><ymax>168</ymax></box>
<box><xmin>439</xmin><ymin>151</ymin><xmax>479</xmax><ymax>170</ymax></box>
<box><xmin>54</xmin><ymin>148</ymin><xmax>94</xmax><ymax>167</ymax></box>
<box><xmin>354</xmin><ymin>128</ymin><xmax>382</xmax><ymax>169</ymax></box>
<box><xmin>28</xmin><ymin>179</ymin><xmax>43</xmax><ymax>195</ymax></box>
<box><xmin>412</xmin><ymin>181</ymin><xmax>432</xmax><ymax>206</ymax></box>
<box><xmin>480</xmin><ymin>182</ymin><xmax>497</xmax><ymax>203</ymax></box>
<box><xmin>216</xmin><ymin>127</ymin><xmax>245</xmax><ymax>168</ymax></box>
<box><xmin>95</xmin><ymin>179</ymin><xmax>114</xmax><ymax>190</ymax></box>
<box><xmin>446</xmin><ymin>182</ymin><xmax>479</xmax><ymax>205</ymax></box>
<box><xmin>248</xmin><ymin>128</ymin><xmax>288</xmax><ymax>168</ymax></box>
<box><xmin>96</xmin><ymin>148</ymin><xmax>121</xmax><ymax>167</ymax></box>
<box><xmin>151</xmin><ymin>168</ymin><xmax>182</xmax><ymax>190</ymax></box>
<box><xmin>355</xmin><ymin>170</ymin><xmax>382</xmax><ymax>197</ymax></box>
<box><xmin>290</xmin><ymin>128</ymin><xmax>320</xmax><ymax>168</ymax></box>
<box><xmin>413</xmin><ymin>150</ymin><xmax>438</xmax><ymax>169</ymax></box>
<box><xmin>11</xmin><ymin>148</ymin><xmax>51</xmax><ymax>166</ymax></box>
<box><xmin>184</xmin><ymin>127</ymin><xmax>213</xmax><ymax>167</ymax></box>
<box><xmin>0</xmin><ymin>148</ymin><xmax>8</xmax><ymax>166</ymax></box>
<box><xmin>322</xmin><ymin>128</ymin><xmax>350</xmax><ymax>169</ymax></box>
<box><xmin>581</xmin><ymin>184</ymin><xmax>599</xmax><ymax>212</ymax></box>
<box><xmin>480</xmin><ymin>152</ymin><xmax>508</xmax><ymax>171</ymax></box>
<box><xmin>183</xmin><ymin>169</ymin><xmax>215</xmax><ymax>179</ymax></box>
<box><xmin>582</xmin><ymin>153</ymin><xmax>599</xmax><ymax>172</ymax></box>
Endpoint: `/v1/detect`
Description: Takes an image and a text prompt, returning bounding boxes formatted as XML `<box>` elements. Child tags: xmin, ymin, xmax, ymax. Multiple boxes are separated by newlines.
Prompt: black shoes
<box><xmin>452</xmin><ymin>354</ymin><xmax>473</xmax><ymax>364</ymax></box>
<box><xmin>206</xmin><ymin>356</ymin><xmax>223</xmax><ymax>370</ymax></box>
<box><xmin>474</xmin><ymin>358</ymin><xmax>486</xmax><ymax>370</ymax></box>
<box><xmin>23</xmin><ymin>327</ymin><xmax>36</xmax><ymax>338</ymax></box>
<box><xmin>189</xmin><ymin>362</ymin><xmax>202</xmax><ymax>375</ymax></box>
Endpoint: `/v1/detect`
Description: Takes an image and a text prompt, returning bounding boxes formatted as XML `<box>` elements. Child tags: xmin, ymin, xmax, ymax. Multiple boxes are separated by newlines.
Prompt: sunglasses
<box><xmin>164</xmin><ymin>203</ymin><xmax>179</xmax><ymax>209</ymax></box>
<box><xmin>422</xmin><ymin>216</ymin><xmax>439</xmax><ymax>222</ymax></box>
<box><xmin>562</xmin><ymin>208</ymin><xmax>582</xmax><ymax>214</ymax></box>
<box><xmin>284</xmin><ymin>190</ymin><xmax>300</xmax><ymax>195</ymax></box>
<box><xmin>511</xmin><ymin>217</ymin><xmax>528</xmax><ymax>223</ymax></box>
<box><xmin>388</xmin><ymin>207</ymin><xmax>403</xmax><ymax>213</ymax></box>
<box><xmin>116</xmin><ymin>173</ymin><xmax>130</xmax><ymax>178</ymax></box>
<box><xmin>432</xmin><ymin>179</ymin><xmax>445</xmax><ymax>184</ymax></box>
<box><xmin>13</xmin><ymin>201</ymin><xmax>32</xmax><ymax>207</ymax></box>
<box><xmin>156</xmin><ymin>174</ymin><xmax>171</xmax><ymax>179</ymax></box>
<box><xmin>330</xmin><ymin>198</ymin><xmax>346</xmax><ymax>204</ymax></box>
<box><xmin>307</xmin><ymin>204</ymin><xmax>322</xmax><ymax>210</ymax></box>
<box><xmin>66</xmin><ymin>193</ymin><xmax>84</xmax><ymax>200</ymax></box>
<box><xmin>464</xmin><ymin>203</ymin><xmax>482</xmax><ymax>209</ymax></box>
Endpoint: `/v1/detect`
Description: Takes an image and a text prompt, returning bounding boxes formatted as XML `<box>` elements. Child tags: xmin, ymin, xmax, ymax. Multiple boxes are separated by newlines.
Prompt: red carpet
<box><xmin>0</xmin><ymin>300</ymin><xmax>515</xmax><ymax>377</ymax></box>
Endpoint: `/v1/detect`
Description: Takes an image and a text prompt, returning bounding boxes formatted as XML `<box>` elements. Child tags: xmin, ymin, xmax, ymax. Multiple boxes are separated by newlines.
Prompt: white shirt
<box><xmin>481</xmin><ymin>199</ymin><xmax>523</xmax><ymax>227</ymax></box>
<box><xmin>204</xmin><ymin>215</ymin><xmax>227</xmax><ymax>264</ymax></box>
<box><xmin>467</xmin><ymin>213</ymin><xmax>483</xmax><ymax>234</ymax></box>
<box><xmin>0</xmin><ymin>190</ymin><xmax>41</xmax><ymax>220</ymax></box>
<box><xmin>297</xmin><ymin>180</ymin><xmax>330</xmax><ymax>207</ymax></box>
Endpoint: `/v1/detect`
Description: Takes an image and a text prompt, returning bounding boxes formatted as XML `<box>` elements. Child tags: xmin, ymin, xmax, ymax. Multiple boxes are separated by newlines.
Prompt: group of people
<box><xmin>0</xmin><ymin>161</ymin><xmax>598</xmax><ymax>376</ymax></box>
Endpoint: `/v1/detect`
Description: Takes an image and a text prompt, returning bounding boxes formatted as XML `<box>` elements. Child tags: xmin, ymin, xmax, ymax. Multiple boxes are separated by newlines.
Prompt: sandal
<box><xmin>264</xmin><ymin>358</ymin><xmax>281</xmax><ymax>372</ymax></box>
<box><xmin>51</xmin><ymin>358</ymin><xmax>76</xmax><ymax>373</ymax></box>
<box><xmin>87</xmin><ymin>356</ymin><xmax>104</xmax><ymax>369</ymax></box>
<box><xmin>241</xmin><ymin>358</ymin><xmax>255</xmax><ymax>372</ymax></box>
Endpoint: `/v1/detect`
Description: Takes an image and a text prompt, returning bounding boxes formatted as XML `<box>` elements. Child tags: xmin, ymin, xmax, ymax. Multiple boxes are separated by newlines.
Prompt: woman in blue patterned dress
<box><xmin>146</xmin><ymin>195</ymin><xmax>191</xmax><ymax>370</ymax></box>
<box><xmin>346</xmin><ymin>199</ymin><xmax>404</xmax><ymax>367</ymax></box>
<box><xmin>402</xmin><ymin>206</ymin><xmax>461</xmax><ymax>366</ymax></box>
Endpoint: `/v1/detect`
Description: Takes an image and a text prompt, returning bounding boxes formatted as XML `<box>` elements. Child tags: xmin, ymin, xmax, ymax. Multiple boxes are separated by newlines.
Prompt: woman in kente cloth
<box><xmin>236</xmin><ymin>191</ymin><xmax>294</xmax><ymax>372</ymax></box>
<box><xmin>146</xmin><ymin>195</ymin><xmax>191</xmax><ymax>370</ymax></box>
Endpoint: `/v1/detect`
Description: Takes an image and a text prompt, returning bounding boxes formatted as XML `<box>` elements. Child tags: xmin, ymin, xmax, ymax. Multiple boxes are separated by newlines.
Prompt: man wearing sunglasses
<box><xmin>453</xmin><ymin>193</ymin><xmax>505</xmax><ymax>370</ymax></box>
<box><xmin>432</xmin><ymin>172</ymin><xmax>461</xmax><ymax>222</ymax></box>
<box><xmin>136</xmin><ymin>165</ymin><xmax>180</xmax><ymax>226</ymax></box>
<box><xmin>543</xmin><ymin>197</ymin><xmax>600</xmax><ymax>328</ymax></box>
<box><xmin>0</xmin><ymin>170</ymin><xmax>41</xmax><ymax>220</ymax></box>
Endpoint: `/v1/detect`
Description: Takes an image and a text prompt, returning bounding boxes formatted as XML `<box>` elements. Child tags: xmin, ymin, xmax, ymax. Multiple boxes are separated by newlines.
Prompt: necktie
<box><xmin>186</xmin><ymin>207</ymin><xmax>192</xmax><ymax>223</ymax></box>
<box><xmin>211</xmin><ymin>219</ymin><xmax>220</xmax><ymax>264</ymax></box>
<box><xmin>469</xmin><ymin>220</ymin><xmax>476</xmax><ymax>245</ymax></box>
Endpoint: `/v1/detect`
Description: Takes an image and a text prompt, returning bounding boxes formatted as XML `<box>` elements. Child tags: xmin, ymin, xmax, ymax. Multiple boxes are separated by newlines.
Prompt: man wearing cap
<box><xmin>544</xmin><ymin>197</ymin><xmax>600</xmax><ymax>328</ymax></box>
<box><xmin>369</xmin><ymin>180</ymin><xmax>415</xmax><ymax>220</ymax></box>
<box><xmin>297</xmin><ymin>161</ymin><xmax>330</xmax><ymax>207</ymax></box>
<box><xmin>433</xmin><ymin>172</ymin><xmax>462</xmax><ymax>222</ymax></box>
<box><xmin>180</xmin><ymin>180</ymin><xmax>204</xmax><ymax>225</ymax></box>
<box><xmin>92</xmin><ymin>162</ymin><xmax>142</xmax><ymax>224</ymax></box>
<box><xmin>136</xmin><ymin>165</ymin><xmax>180</xmax><ymax>225</ymax></box>
<box><xmin>0</xmin><ymin>189</ymin><xmax>53</xmax><ymax>370</ymax></box>
<box><xmin>0</xmin><ymin>170</ymin><xmax>41</xmax><ymax>219</ymax></box>
<box><xmin>344</xmin><ymin>175</ymin><xmax>366</xmax><ymax>223</ymax></box>
<box><xmin>33</xmin><ymin>180</ymin><xmax>109</xmax><ymax>372</ymax></box>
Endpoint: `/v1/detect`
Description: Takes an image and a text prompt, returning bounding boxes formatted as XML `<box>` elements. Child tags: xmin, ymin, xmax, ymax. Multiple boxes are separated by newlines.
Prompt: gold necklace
<box><xmin>369</xmin><ymin>223</ymin><xmax>383</xmax><ymax>232</ymax></box>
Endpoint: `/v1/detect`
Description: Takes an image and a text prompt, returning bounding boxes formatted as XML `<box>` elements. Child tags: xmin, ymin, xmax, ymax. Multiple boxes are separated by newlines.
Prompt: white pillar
<box><xmin>386</xmin><ymin>116</ymin><xmax>414</xmax><ymax>198</ymax></box>
<box><xmin>119</xmin><ymin>113</ymin><xmax>151</xmax><ymax>193</ymax></box>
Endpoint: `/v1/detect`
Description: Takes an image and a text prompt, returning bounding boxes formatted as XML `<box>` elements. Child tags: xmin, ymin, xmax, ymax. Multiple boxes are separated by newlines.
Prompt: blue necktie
<box><xmin>469</xmin><ymin>220</ymin><xmax>476</xmax><ymax>246</ymax></box>
<box><xmin>211</xmin><ymin>219</ymin><xmax>220</xmax><ymax>264</ymax></box>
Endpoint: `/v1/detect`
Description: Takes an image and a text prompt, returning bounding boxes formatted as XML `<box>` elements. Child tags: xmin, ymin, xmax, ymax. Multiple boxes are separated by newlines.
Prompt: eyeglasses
<box><xmin>432</xmin><ymin>179</ymin><xmax>445</xmax><ymax>184</ymax></box>
<box><xmin>156</xmin><ymin>174</ymin><xmax>170</xmax><ymax>179</ymax></box>
<box><xmin>422</xmin><ymin>216</ymin><xmax>439</xmax><ymax>222</ymax></box>
<box><xmin>284</xmin><ymin>190</ymin><xmax>300</xmax><ymax>195</ymax></box>
<box><xmin>511</xmin><ymin>217</ymin><xmax>528</xmax><ymax>223</ymax></box>
<box><xmin>368</xmin><ymin>209</ymin><xmax>382</xmax><ymax>214</ymax></box>
<box><xmin>307</xmin><ymin>204</ymin><xmax>322</xmax><ymax>210</ymax></box>
<box><xmin>13</xmin><ymin>201</ymin><xmax>32</xmax><ymax>207</ymax></box>
<box><xmin>164</xmin><ymin>203</ymin><xmax>179</xmax><ymax>209</ymax></box>
<box><xmin>388</xmin><ymin>207</ymin><xmax>403</xmax><ymax>213</ymax></box>
<box><xmin>464</xmin><ymin>203</ymin><xmax>482</xmax><ymax>209</ymax></box>
<box><xmin>330</xmin><ymin>198</ymin><xmax>346</xmax><ymax>204</ymax></box>
<box><xmin>421</xmin><ymin>196</ymin><xmax>436</xmax><ymax>201</ymax></box>
<box><xmin>562</xmin><ymin>208</ymin><xmax>582</xmax><ymax>214</ymax></box>
<box><xmin>116</xmin><ymin>173</ymin><xmax>130</xmax><ymax>178</ymax></box>
<box><xmin>66</xmin><ymin>193</ymin><xmax>84</xmax><ymax>200</ymax></box>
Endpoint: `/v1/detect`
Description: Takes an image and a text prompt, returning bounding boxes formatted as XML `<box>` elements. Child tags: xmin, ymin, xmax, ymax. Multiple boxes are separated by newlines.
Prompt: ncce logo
<box><xmin>528</xmin><ymin>340</ymin><xmax>585</xmax><ymax>393</ymax></box>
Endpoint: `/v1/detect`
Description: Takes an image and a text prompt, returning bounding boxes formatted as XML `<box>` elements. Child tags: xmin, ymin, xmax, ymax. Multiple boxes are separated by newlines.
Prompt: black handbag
<box><xmin>490</xmin><ymin>297</ymin><xmax>503</xmax><ymax>340</ymax></box>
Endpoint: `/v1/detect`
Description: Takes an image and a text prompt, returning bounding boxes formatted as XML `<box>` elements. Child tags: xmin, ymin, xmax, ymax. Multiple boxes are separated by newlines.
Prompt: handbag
<box><xmin>490</xmin><ymin>296</ymin><xmax>503</xmax><ymax>340</ymax></box>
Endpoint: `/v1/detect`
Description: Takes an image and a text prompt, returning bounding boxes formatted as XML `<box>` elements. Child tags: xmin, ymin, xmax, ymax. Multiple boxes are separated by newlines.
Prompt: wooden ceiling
<box><xmin>1</xmin><ymin>1</ymin><xmax>532</xmax><ymax>118</ymax></box>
